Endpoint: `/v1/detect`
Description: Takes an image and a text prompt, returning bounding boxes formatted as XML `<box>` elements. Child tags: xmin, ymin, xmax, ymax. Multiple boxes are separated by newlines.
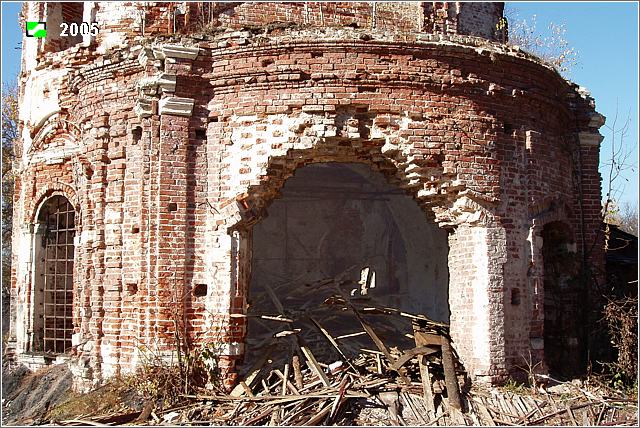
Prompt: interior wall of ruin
<box><xmin>244</xmin><ymin>162</ymin><xmax>450</xmax><ymax>370</ymax></box>
<box><xmin>250</xmin><ymin>163</ymin><xmax>450</xmax><ymax>321</ymax></box>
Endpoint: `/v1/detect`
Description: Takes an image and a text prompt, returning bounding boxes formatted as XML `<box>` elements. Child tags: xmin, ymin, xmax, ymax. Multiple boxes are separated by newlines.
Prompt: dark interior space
<box><xmin>241</xmin><ymin>162</ymin><xmax>450</xmax><ymax>373</ymax></box>
<box><xmin>542</xmin><ymin>221</ymin><xmax>582</xmax><ymax>379</ymax></box>
<box><xmin>32</xmin><ymin>195</ymin><xmax>75</xmax><ymax>354</ymax></box>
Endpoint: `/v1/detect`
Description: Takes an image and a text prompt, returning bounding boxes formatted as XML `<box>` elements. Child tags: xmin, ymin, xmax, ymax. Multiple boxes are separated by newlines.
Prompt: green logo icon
<box><xmin>26</xmin><ymin>21</ymin><xmax>47</xmax><ymax>38</ymax></box>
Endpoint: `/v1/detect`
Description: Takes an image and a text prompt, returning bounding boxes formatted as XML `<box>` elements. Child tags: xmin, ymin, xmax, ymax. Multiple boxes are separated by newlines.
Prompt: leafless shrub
<box><xmin>123</xmin><ymin>263</ymin><xmax>226</xmax><ymax>409</ymax></box>
<box><xmin>504</xmin><ymin>7</ymin><xmax>578</xmax><ymax>75</ymax></box>
<box><xmin>123</xmin><ymin>340</ymin><xmax>224</xmax><ymax>410</ymax></box>
<box><xmin>516</xmin><ymin>350</ymin><xmax>544</xmax><ymax>392</ymax></box>
<box><xmin>122</xmin><ymin>349</ymin><xmax>185</xmax><ymax>408</ymax></box>
<box><xmin>602</xmin><ymin>295</ymin><xmax>638</xmax><ymax>384</ymax></box>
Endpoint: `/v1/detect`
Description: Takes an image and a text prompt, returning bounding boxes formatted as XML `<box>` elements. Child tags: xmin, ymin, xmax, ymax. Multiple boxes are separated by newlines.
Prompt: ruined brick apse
<box><xmin>9</xmin><ymin>2</ymin><xmax>605</xmax><ymax>391</ymax></box>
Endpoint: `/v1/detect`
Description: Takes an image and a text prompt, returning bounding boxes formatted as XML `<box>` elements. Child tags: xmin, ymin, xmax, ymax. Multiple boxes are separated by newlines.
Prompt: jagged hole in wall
<box><xmin>243</xmin><ymin>162</ymin><xmax>449</xmax><ymax>371</ymax></box>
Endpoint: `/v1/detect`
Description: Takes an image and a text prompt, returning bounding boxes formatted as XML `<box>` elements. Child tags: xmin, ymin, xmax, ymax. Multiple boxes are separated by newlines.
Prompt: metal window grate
<box><xmin>42</xmin><ymin>196</ymin><xmax>75</xmax><ymax>354</ymax></box>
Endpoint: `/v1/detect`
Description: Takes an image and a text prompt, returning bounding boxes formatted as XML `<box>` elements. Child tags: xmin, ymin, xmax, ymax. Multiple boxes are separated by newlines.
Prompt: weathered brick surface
<box><xmin>11</xmin><ymin>2</ymin><xmax>604</xmax><ymax>390</ymax></box>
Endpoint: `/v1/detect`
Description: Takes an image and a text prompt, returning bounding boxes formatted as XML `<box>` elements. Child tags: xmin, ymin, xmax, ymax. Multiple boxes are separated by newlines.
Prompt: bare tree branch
<box><xmin>504</xmin><ymin>5</ymin><xmax>579</xmax><ymax>75</ymax></box>
<box><xmin>2</xmin><ymin>81</ymin><xmax>18</xmax><ymax>295</ymax></box>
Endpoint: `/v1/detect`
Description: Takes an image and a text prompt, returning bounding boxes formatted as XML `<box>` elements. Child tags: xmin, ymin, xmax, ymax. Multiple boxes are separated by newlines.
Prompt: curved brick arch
<box><xmin>232</xmin><ymin>144</ymin><xmax>413</xmax><ymax>227</ymax></box>
<box><xmin>28</xmin><ymin>183</ymin><xmax>80</xmax><ymax>226</ymax></box>
<box><xmin>28</xmin><ymin>111</ymin><xmax>81</xmax><ymax>156</ymax></box>
<box><xmin>218</xmin><ymin>111</ymin><xmax>497</xmax><ymax>231</ymax></box>
<box><xmin>530</xmin><ymin>196</ymin><xmax>576</xmax><ymax>238</ymax></box>
<box><xmin>227</xmin><ymin>147</ymin><xmax>499</xmax><ymax>232</ymax></box>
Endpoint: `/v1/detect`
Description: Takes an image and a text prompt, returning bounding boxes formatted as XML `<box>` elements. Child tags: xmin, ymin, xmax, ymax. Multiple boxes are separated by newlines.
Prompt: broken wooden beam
<box><xmin>441</xmin><ymin>335</ymin><xmax>462</xmax><ymax>410</ymax></box>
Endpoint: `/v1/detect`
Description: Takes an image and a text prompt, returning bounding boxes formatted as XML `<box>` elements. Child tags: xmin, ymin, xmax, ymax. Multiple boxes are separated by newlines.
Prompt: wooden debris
<box><xmin>309</xmin><ymin>316</ymin><xmax>358</xmax><ymax>373</ymax></box>
<box><xmin>473</xmin><ymin>398</ymin><xmax>496</xmax><ymax>426</ymax></box>
<box><xmin>230</xmin><ymin>344</ymin><xmax>275</xmax><ymax>397</ymax></box>
<box><xmin>274</xmin><ymin>367</ymin><xmax>298</xmax><ymax>395</ymax></box>
<box><xmin>441</xmin><ymin>335</ymin><xmax>462</xmax><ymax>410</ymax></box>
<box><xmin>418</xmin><ymin>355</ymin><xmax>436</xmax><ymax>419</ymax></box>
<box><xmin>134</xmin><ymin>401</ymin><xmax>153</xmax><ymax>423</ymax></box>
<box><xmin>51</xmin><ymin>279</ymin><xmax>638</xmax><ymax>426</ymax></box>
<box><xmin>341</xmin><ymin>292</ymin><xmax>413</xmax><ymax>386</ymax></box>
<box><xmin>292</xmin><ymin>353</ymin><xmax>304</xmax><ymax>390</ymax></box>
<box><xmin>239</xmin><ymin>380</ymin><xmax>255</xmax><ymax>397</ymax></box>
<box><xmin>299</xmin><ymin>343</ymin><xmax>331</xmax><ymax>387</ymax></box>
<box><xmin>390</xmin><ymin>345</ymin><xmax>438</xmax><ymax>371</ymax></box>
<box><xmin>58</xmin><ymin>420</ymin><xmax>112</xmax><ymax>427</ymax></box>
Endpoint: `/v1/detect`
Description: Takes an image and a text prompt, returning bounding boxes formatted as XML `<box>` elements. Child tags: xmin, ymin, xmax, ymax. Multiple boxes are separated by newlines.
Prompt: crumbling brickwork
<box><xmin>11</xmin><ymin>2</ymin><xmax>604</xmax><ymax>390</ymax></box>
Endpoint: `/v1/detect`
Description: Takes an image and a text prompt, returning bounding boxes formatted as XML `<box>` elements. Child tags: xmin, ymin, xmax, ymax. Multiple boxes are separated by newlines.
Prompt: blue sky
<box><xmin>1</xmin><ymin>1</ymin><xmax>638</xmax><ymax>209</ymax></box>
<box><xmin>507</xmin><ymin>1</ymin><xmax>639</xmax><ymax>210</ymax></box>
<box><xmin>1</xmin><ymin>2</ymin><xmax>22</xmax><ymax>79</ymax></box>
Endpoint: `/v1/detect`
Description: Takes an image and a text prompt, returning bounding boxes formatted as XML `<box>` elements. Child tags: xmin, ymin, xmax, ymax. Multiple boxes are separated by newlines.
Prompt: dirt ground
<box><xmin>1</xmin><ymin>359</ymin><xmax>149</xmax><ymax>426</ymax></box>
<box><xmin>1</xmin><ymin>361</ymin><xmax>72</xmax><ymax>425</ymax></box>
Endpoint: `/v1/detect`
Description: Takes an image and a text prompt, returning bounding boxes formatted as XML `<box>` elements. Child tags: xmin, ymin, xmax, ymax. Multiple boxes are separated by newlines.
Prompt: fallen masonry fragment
<box><xmin>9</xmin><ymin>1</ymin><xmax>605</xmax><ymax>392</ymax></box>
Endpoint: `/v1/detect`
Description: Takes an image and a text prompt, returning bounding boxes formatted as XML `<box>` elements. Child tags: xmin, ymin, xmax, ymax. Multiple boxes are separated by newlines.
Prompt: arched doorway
<box><xmin>32</xmin><ymin>195</ymin><xmax>76</xmax><ymax>354</ymax></box>
<box><xmin>542</xmin><ymin>221</ymin><xmax>581</xmax><ymax>378</ymax></box>
<box><xmin>244</xmin><ymin>162</ymin><xmax>449</xmax><ymax>369</ymax></box>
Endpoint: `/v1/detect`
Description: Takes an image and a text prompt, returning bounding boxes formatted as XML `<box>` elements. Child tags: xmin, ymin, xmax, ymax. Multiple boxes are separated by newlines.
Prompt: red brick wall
<box><xmin>84</xmin><ymin>2</ymin><xmax>505</xmax><ymax>49</ymax></box>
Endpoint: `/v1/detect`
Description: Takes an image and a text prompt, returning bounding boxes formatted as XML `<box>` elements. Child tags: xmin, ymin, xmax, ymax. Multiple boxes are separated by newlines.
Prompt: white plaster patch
<box><xmin>72</xmin><ymin>332</ymin><xmax>82</xmax><ymax>347</ymax></box>
<box><xmin>19</xmin><ymin>68</ymin><xmax>68</xmax><ymax>158</ymax></box>
<box><xmin>104</xmin><ymin>205</ymin><xmax>124</xmax><ymax>223</ymax></box>
<box><xmin>100</xmin><ymin>343</ymin><xmax>117</xmax><ymax>377</ymax></box>
<box><xmin>470</xmin><ymin>227</ymin><xmax>491</xmax><ymax>375</ymax></box>
<box><xmin>96</xmin><ymin>31</ymin><xmax>127</xmax><ymax>54</ymax></box>
<box><xmin>29</xmin><ymin>145</ymin><xmax>80</xmax><ymax>167</ymax></box>
<box><xmin>210</xmin><ymin>342</ymin><xmax>244</xmax><ymax>356</ymax></box>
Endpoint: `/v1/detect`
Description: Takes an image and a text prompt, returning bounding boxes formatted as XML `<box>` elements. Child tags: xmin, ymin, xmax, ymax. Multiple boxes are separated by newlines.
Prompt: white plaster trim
<box><xmin>588</xmin><ymin>112</ymin><xmax>606</xmax><ymax>129</ymax></box>
<box><xmin>579</xmin><ymin>131</ymin><xmax>604</xmax><ymax>147</ymax></box>
<box><xmin>28</xmin><ymin>146</ymin><xmax>80</xmax><ymax>166</ymax></box>
<box><xmin>157</xmin><ymin>73</ymin><xmax>177</xmax><ymax>93</ymax></box>
<box><xmin>162</xmin><ymin>44</ymin><xmax>200</xmax><ymax>60</ymax></box>
<box><xmin>159</xmin><ymin>97</ymin><xmax>194</xmax><ymax>117</ymax></box>
<box><xmin>135</xmin><ymin>97</ymin><xmax>155</xmax><ymax>118</ymax></box>
<box><xmin>31</xmin><ymin>109</ymin><xmax>62</xmax><ymax>137</ymax></box>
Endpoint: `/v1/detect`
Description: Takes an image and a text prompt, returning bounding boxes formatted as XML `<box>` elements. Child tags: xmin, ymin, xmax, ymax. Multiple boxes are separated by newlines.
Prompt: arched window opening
<box><xmin>33</xmin><ymin>195</ymin><xmax>76</xmax><ymax>354</ymax></box>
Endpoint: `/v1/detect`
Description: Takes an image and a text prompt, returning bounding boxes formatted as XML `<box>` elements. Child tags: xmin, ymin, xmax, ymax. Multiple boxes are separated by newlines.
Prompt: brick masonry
<box><xmin>11</xmin><ymin>2</ymin><xmax>605</xmax><ymax>390</ymax></box>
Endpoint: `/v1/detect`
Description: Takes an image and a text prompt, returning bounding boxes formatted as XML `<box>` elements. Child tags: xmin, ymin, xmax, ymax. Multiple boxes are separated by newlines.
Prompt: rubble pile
<box><xmin>46</xmin><ymin>278</ymin><xmax>637</xmax><ymax>426</ymax></box>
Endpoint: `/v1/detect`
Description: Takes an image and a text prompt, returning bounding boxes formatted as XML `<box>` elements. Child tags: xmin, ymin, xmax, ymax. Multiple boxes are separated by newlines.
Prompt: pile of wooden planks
<box><xmin>178</xmin><ymin>271</ymin><xmax>485</xmax><ymax>426</ymax></box>
<box><xmin>51</xmin><ymin>279</ymin><xmax>638</xmax><ymax>426</ymax></box>
<box><xmin>467</xmin><ymin>387</ymin><xmax>638</xmax><ymax>427</ymax></box>
<box><xmin>156</xmin><ymin>312</ymin><xmax>469</xmax><ymax>425</ymax></box>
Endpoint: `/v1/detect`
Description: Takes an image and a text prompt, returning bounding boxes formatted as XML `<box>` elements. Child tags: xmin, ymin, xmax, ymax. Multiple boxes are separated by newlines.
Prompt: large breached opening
<box><xmin>244</xmin><ymin>162</ymin><xmax>449</xmax><ymax>370</ymax></box>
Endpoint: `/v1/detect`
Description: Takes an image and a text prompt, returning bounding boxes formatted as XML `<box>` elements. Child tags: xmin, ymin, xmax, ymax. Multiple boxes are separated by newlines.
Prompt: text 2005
<box><xmin>60</xmin><ymin>22</ymin><xmax>99</xmax><ymax>37</ymax></box>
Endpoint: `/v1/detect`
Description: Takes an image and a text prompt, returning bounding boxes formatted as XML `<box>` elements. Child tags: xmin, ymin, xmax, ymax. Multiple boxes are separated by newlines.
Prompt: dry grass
<box><xmin>45</xmin><ymin>379</ymin><xmax>140</xmax><ymax>422</ymax></box>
